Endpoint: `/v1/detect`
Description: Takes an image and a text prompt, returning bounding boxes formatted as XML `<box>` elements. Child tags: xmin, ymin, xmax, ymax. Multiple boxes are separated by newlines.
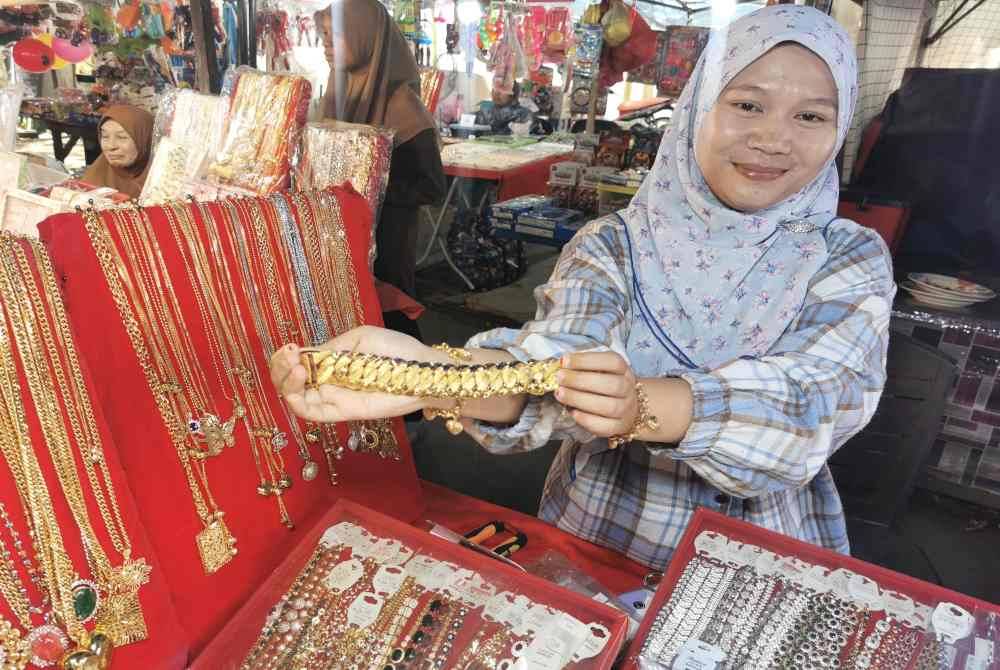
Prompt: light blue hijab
<box><xmin>621</xmin><ymin>6</ymin><xmax>858</xmax><ymax>371</ymax></box>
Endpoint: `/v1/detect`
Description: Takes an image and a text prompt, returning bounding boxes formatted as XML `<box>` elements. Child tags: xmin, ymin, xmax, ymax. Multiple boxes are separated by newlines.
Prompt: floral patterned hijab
<box><xmin>621</xmin><ymin>5</ymin><xmax>858</xmax><ymax>370</ymax></box>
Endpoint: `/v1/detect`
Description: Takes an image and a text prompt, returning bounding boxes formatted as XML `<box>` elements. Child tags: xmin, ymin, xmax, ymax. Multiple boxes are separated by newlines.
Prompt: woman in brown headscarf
<box><xmin>81</xmin><ymin>105</ymin><xmax>154</xmax><ymax>199</ymax></box>
<box><xmin>315</xmin><ymin>0</ymin><xmax>446</xmax><ymax>338</ymax></box>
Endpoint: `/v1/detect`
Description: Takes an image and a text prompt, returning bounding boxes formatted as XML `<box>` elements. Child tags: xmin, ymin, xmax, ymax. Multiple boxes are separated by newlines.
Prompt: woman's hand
<box><xmin>269</xmin><ymin>325</ymin><xmax>432</xmax><ymax>424</ymax></box>
<box><xmin>555</xmin><ymin>352</ymin><xmax>640</xmax><ymax>441</ymax></box>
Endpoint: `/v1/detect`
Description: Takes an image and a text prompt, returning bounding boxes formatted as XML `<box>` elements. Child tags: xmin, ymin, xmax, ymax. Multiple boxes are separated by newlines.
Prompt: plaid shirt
<box><xmin>467</xmin><ymin>216</ymin><xmax>895</xmax><ymax>570</ymax></box>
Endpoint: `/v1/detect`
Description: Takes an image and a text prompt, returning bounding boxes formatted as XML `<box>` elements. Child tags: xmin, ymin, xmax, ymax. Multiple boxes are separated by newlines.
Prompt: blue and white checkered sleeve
<box><xmin>662</xmin><ymin>223</ymin><xmax>897</xmax><ymax>498</ymax></box>
<box><xmin>462</xmin><ymin>218</ymin><xmax>632</xmax><ymax>454</ymax></box>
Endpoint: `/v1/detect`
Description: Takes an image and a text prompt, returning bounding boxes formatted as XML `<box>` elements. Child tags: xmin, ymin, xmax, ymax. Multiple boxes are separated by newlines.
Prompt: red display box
<box><xmin>193</xmin><ymin>499</ymin><xmax>631</xmax><ymax>669</ymax></box>
<box><xmin>37</xmin><ymin>188</ymin><xmax>426</xmax><ymax>658</ymax></box>
<box><xmin>622</xmin><ymin>508</ymin><xmax>1000</xmax><ymax>669</ymax></box>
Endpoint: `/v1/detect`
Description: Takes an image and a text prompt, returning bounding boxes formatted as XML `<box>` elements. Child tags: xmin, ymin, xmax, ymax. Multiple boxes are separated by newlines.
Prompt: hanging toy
<box><xmin>13</xmin><ymin>37</ymin><xmax>55</xmax><ymax>72</ymax></box>
<box><xmin>53</xmin><ymin>36</ymin><xmax>93</xmax><ymax>63</ymax></box>
<box><xmin>542</xmin><ymin>6</ymin><xmax>569</xmax><ymax>61</ymax></box>
<box><xmin>116</xmin><ymin>0</ymin><xmax>141</xmax><ymax>30</ymax></box>
<box><xmin>143</xmin><ymin>4</ymin><xmax>167</xmax><ymax>40</ymax></box>
<box><xmin>36</xmin><ymin>34</ymin><xmax>70</xmax><ymax>69</ymax></box>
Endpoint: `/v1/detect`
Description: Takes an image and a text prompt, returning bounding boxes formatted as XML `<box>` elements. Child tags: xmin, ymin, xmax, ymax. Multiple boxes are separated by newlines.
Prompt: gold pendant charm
<box><xmin>445</xmin><ymin>418</ymin><xmax>464</xmax><ymax>435</ymax></box>
<box><xmin>196</xmin><ymin>516</ymin><xmax>238</xmax><ymax>574</ymax></box>
<box><xmin>188</xmin><ymin>412</ymin><xmax>238</xmax><ymax>458</ymax></box>
<box><xmin>96</xmin><ymin>559</ymin><xmax>151</xmax><ymax>646</ymax></box>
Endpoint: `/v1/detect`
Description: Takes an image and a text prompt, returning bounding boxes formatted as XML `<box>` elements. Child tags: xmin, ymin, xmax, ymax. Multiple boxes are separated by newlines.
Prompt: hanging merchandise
<box><xmin>12</xmin><ymin>37</ymin><xmax>54</xmax><ymax>73</ymax></box>
<box><xmin>541</xmin><ymin>6</ymin><xmax>569</xmax><ymax>63</ymax></box>
<box><xmin>52</xmin><ymin>36</ymin><xmax>93</xmax><ymax>64</ymax></box>
<box><xmin>599</xmin><ymin>0</ymin><xmax>657</xmax><ymax>88</ymax></box>
<box><xmin>256</xmin><ymin>10</ymin><xmax>292</xmax><ymax>71</ymax></box>
<box><xmin>394</xmin><ymin>0</ymin><xmax>418</xmax><ymax>39</ymax></box>
<box><xmin>600</xmin><ymin>0</ymin><xmax>631</xmax><ymax>47</ymax></box>
<box><xmin>657</xmin><ymin>26</ymin><xmax>710</xmax><ymax>98</ymax></box>
<box><xmin>521</xmin><ymin>6</ymin><xmax>544</xmax><ymax>72</ymax></box>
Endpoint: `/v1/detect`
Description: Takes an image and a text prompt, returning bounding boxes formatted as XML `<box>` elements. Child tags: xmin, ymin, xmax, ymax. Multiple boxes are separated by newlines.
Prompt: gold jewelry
<box><xmin>432</xmin><ymin>343</ymin><xmax>473</xmax><ymax>362</ymax></box>
<box><xmin>426</xmin><ymin>399</ymin><xmax>465</xmax><ymax>436</ymax></box>
<box><xmin>301</xmin><ymin>350</ymin><xmax>561</xmax><ymax>399</ymax></box>
<box><xmin>83</xmin><ymin>207</ymin><xmax>238</xmax><ymax>574</ymax></box>
<box><xmin>608</xmin><ymin>381</ymin><xmax>659</xmax><ymax>449</ymax></box>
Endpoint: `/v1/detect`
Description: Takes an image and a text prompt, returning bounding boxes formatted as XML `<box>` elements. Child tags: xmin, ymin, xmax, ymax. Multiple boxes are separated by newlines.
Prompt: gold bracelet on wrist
<box><xmin>608</xmin><ymin>381</ymin><xmax>659</xmax><ymax>449</ymax></box>
<box><xmin>299</xmin><ymin>349</ymin><xmax>560</xmax><ymax>399</ymax></box>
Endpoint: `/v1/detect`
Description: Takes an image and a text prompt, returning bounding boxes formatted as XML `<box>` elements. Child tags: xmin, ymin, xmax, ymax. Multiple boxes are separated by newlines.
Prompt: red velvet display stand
<box><xmin>1</xmin><ymin>239</ymin><xmax>188</xmax><ymax>669</ymax></box>
<box><xmin>620</xmin><ymin>508</ymin><xmax>1000</xmax><ymax>669</ymax></box>
<box><xmin>191</xmin><ymin>499</ymin><xmax>630</xmax><ymax>669</ymax></box>
<box><xmin>37</xmin><ymin>187</ymin><xmax>427</xmax><ymax>660</ymax></box>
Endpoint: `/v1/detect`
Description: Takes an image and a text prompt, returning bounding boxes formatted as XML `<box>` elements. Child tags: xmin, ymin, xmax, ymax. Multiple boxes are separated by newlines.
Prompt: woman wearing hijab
<box><xmin>273</xmin><ymin>6</ymin><xmax>894</xmax><ymax>567</ymax></box>
<box><xmin>314</xmin><ymin>0</ymin><xmax>446</xmax><ymax>322</ymax></box>
<box><xmin>81</xmin><ymin>105</ymin><xmax>154</xmax><ymax>199</ymax></box>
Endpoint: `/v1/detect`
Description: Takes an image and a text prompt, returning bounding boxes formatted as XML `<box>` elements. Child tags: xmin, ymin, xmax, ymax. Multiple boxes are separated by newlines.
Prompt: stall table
<box><xmin>420</xmin><ymin>140</ymin><xmax>574</xmax><ymax>289</ymax></box>
<box><xmin>21</xmin><ymin>112</ymin><xmax>102</xmax><ymax>164</ymax></box>
<box><xmin>891</xmin><ymin>294</ymin><xmax>1000</xmax><ymax>508</ymax></box>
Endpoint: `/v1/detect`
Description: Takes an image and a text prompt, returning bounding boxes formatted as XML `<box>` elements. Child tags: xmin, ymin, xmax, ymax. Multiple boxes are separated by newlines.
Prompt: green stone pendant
<box><xmin>72</xmin><ymin>579</ymin><xmax>100</xmax><ymax>623</ymax></box>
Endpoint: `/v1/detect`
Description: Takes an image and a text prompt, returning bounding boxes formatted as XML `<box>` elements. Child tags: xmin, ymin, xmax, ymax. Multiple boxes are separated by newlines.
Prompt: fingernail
<box><xmin>556</xmin><ymin>371</ymin><xmax>565</xmax><ymax>384</ymax></box>
<box><xmin>561</xmin><ymin>355</ymin><xmax>569</xmax><ymax>367</ymax></box>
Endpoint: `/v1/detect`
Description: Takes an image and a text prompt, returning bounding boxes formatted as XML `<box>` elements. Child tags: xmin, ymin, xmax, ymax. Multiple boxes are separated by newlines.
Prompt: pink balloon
<box><xmin>52</xmin><ymin>37</ymin><xmax>93</xmax><ymax>64</ymax></box>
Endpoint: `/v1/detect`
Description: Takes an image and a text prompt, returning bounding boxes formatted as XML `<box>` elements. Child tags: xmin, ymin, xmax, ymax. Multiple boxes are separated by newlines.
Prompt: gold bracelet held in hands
<box><xmin>300</xmin><ymin>349</ymin><xmax>560</xmax><ymax>399</ymax></box>
<box><xmin>425</xmin><ymin>399</ymin><xmax>465</xmax><ymax>435</ymax></box>
<box><xmin>608</xmin><ymin>382</ymin><xmax>659</xmax><ymax>449</ymax></box>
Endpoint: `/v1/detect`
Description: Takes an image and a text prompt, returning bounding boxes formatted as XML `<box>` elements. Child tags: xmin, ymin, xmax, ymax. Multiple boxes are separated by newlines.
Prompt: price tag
<box><xmin>404</xmin><ymin>554</ymin><xmax>437</xmax><ymax>587</ymax></box>
<box><xmin>521</xmin><ymin>625</ymin><xmax>574</xmax><ymax>669</ymax></box>
<box><xmin>372</xmin><ymin>565</ymin><xmax>406</xmax><ymax>596</ymax></box>
<box><xmin>523</xmin><ymin>604</ymin><xmax>558</xmax><ymax>635</ymax></box>
<box><xmin>325</xmin><ymin>558</ymin><xmax>364</xmax><ymax>592</ymax></box>
<box><xmin>572</xmin><ymin>623</ymin><xmax>610</xmax><ymax>661</ymax></box>
<box><xmin>883</xmin><ymin>591</ymin><xmax>916</xmax><ymax>623</ymax></box>
<box><xmin>932</xmin><ymin>603</ymin><xmax>975</xmax><ymax>644</ymax></box>
<box><xmin>693</xmin><ymin>531</ymin><xmax>729</xmax><ymax>559</ymax></box>
<box><xmin>370</xmin><ymin>538</ymin><xmax>402</xmax><ymax>564</ymax></box>
<box><xmin>973</xmin><ymin>637</ymin><xmax>994</xmax><ymax>662</ymax></box>
<box><xmin>350</xmin><ymin>535</ymin><xmax>379</xmax><ymax>559</ymax></box>
<box><xmin>387</xmin><ymin>544</ymin><xmax>414</xmax><ymax>566</ymax></box>
<box><xmin>777</xmin><ymin>556</ymin><xmax>811</xmax><ymax>585</ymax></box>
<box><xmin>507</xmin><ymin>596</ymin><xmax>533</xmax><ymax>635</ymax></box>
<box><xmin>729</xmin><ymin>542</ymin><xmax>762</xmax><ymax>568</ymax></box>
<box><xmin>428</xmin><ymin>561</ymin><xmax>459</xmax><ymax>591</ymax></box>
<box><xmin>483</xmin><ymin>592</ymin><xmax>515</xmax><ymax>624</ymax></box>
<box><xmin>847</xmin><ymin>574</ymin><xmax>883</xmax><ymax>611</ymax></box>
<box><xmin>754</xmin><ymin>549</ymin><xmax>781</xmax><ymax>577</ymax></box>
<box><xmin>826</xmin><ymin>569</ymin><xmax>858</xmax><ymax>602</ymax></box>
<box><xmin>346</xmin><ymin>593</ymin><xmax>383</xmax><ymax>628</ymax></box>
<box><xmin>803</xmin><ymin>565</ymin><xmax>831</xmax><ymax>593</ymax></box>
<box><xmin>673</xmin><ymin>639</ymin><xmax>726</xmax><ymax>670</ymax></box>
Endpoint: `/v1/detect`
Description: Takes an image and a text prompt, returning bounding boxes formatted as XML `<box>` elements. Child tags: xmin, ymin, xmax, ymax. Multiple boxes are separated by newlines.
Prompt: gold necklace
<box><xmin>83</xmin><ymin>208</ymin><xmax>238</xmax><ymax>575</ymax></box>
<box><xmin>221</xmin><ymin>197</ymin><xmax>319</xmax><ymax>482</ymax></box>
<box><xmin>163</xmin><ymin>200</ymin><xmax>294</xmax><ymax>529</ymax></box>
<box><xmin>5</xmin><ymin>239</ymin><xmax>151</xmax><ymax>646</ymax></box>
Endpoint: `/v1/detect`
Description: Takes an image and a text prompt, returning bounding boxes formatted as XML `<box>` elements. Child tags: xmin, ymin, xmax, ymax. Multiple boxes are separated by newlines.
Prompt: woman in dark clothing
<box><xmin>315</xmin><ymin>0</ymin><xmax>446</xmax><ymax>324</ymax></box>
<box><xmin>474</xmin><ymin>82</ymin><xmax>533</xmax><ymax>136</ymax></box>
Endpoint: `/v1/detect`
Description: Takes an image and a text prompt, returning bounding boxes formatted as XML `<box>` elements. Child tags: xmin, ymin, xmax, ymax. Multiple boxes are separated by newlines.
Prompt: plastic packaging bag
<box><xmin>144</xmin><ymin>88</ymin><xmax>228</xmax><ymax>203</ymax></box>
<box><xmin>208</xmin><ymin>66</ymin><xmax>311</xmax><ymax>195</ymax></box>
<box><xmin>293</xmin><ymin>120</ymin><xmax>394</xmax><ymax>269</ymax></box>
<box><xmin>0</xmin><ymin>86</ymin><xmax>25</xmax><ymax>153</ymax></box>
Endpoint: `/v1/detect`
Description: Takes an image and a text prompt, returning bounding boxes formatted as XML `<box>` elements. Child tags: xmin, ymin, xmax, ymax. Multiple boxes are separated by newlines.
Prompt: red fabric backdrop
<box><xmin>1</xmin><ymin>239</ymin><xmax>188</xmax><ymax>669</ymax></box>
<box><xmin>37</xmin><ymin>188</ymin><xmax>427</xmax><ymax>659</ymax></box>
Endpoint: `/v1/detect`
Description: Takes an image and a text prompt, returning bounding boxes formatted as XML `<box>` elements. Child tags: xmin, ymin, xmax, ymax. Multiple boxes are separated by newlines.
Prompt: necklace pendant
<box><xmin>301</xmin><ymin>460</ymin><xmax>319</xmax><ymax>482</ymax></box>
<box><xmin>0</xmin><ymin>619</ymin><xmax>28</xmax><ymax>669</ymax></box>
<box><xmin>95</xmin><ymin>560</ymin><xmax>151</xmax><ymax>646</ymax></box>
<box><xmin>196</xmin><ymin>516</ymin><xmax>238</xmax><ymax>575</ymax></box>
<box><xmin>25</xmin><ymin>624</ymin><xmax>68</xmax><ymax>668</ymax></box>
<box><xmin>70</xmin><ymin>579</ymin><xmax>100</xmax><ymax>623</ymax></box>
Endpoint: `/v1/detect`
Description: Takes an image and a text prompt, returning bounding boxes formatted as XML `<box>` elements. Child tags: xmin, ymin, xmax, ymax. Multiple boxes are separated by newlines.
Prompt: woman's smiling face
<box><xmin>694</xmin><ymin>42</ymin><xmax>838</xmax><ymax>213</ymax></box>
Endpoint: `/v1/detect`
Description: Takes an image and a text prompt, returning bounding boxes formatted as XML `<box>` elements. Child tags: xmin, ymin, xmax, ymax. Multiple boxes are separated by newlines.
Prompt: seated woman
<box><xmin>81</xmin><ymin>105</ymin><xmax>154</xmax><ymax>199</ymax></box>
<box><xmin>475</xmin><ymin>82</ymin><xmax>533</xmax><ymax>136</ymax></box>
<box><xmin>271</xmin><ymin>7</ymin><xmax>894</xmax><ymax>569</ymax></box>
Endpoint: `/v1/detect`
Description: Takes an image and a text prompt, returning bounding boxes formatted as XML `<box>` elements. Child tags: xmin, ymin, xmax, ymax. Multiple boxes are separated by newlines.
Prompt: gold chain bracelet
<box><xmin>300</xmin><ymin>350</ymin><xmax>560</xmax><ymax>400</ymax></box>
<box><xmin>608</xmin><ymin>381</ymin><xmax>660</xmax><ymax>449</ymax></box>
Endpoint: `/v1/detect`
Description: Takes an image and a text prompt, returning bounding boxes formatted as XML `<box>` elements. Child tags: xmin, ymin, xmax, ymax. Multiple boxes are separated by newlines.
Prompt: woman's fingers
<box><xmin>557</xmin><ymin>369</ymin><xmax>632</xmax><ymax>398</ymax></box>
<box><xmin>269</xmin><ymin>343</ymin><xmax>301</xmax><ymax>390</ymax></box>
<box><xmin>556</xmin><ymin>385</ymin><xmax>632</xmax><ymax>420</ymax></box>
<box><xmin>561</xmin><ymin>351</ymin><xmax>630</xmax><ymax>375</ymax></box>
<box><xmin>569</xmin><ymin>410</ymin><xmax>626</xmax><ymax>438</ymax></box>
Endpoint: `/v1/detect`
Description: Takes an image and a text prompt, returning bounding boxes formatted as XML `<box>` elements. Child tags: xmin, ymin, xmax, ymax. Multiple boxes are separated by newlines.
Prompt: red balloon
<box><xmin>13</xmin><ymin>38</ymin><xmax>54</xmax><ymax>73</ymax></box>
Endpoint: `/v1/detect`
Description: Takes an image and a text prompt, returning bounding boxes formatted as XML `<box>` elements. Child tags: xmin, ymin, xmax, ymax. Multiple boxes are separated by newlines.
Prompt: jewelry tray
<box><xmin>192</xmin><ymin>499</ymin><xmax>630</xmax><ymax>669</ymax></box>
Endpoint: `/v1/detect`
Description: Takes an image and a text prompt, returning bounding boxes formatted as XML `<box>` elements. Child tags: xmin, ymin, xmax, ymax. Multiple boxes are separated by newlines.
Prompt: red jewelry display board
<box><xmin>192</xmin><ymin>499</ymin><xmax>630</xmax><ymax>669</ymax></box>
<box><xmin>622</xmin><ymin>508</ymin><xmax>1000</xmax><ymax>669</ymax></box>
<box><xmin>37</xmin><ymin>188</ymin><xmax>426</xmax><ymax>656</ymax></box>
<box><xmin>0</xmin><ymin>237</ymin><xmax>188</xmax><ymax>669</ymax></box>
